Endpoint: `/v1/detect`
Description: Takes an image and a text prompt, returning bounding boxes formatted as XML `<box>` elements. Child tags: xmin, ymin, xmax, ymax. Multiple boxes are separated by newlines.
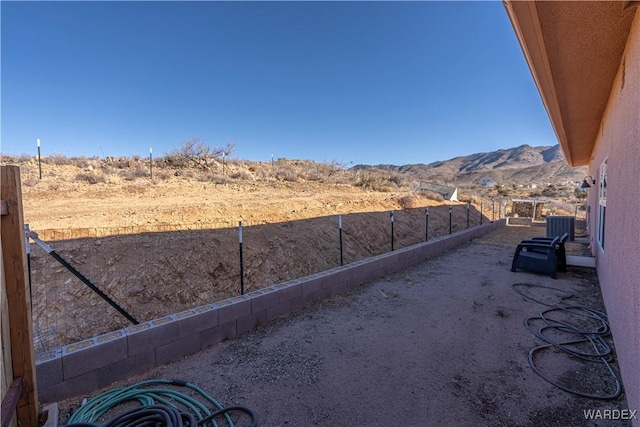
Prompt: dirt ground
<box><xmin>55</xmin><ymin>225</ymin><xmax>632</xmax><ymax>427</ymax></box>
<box><xmin>22</xmin><ymin>168</ymin><xmax>487</xmax><ymax>347</ymax></box>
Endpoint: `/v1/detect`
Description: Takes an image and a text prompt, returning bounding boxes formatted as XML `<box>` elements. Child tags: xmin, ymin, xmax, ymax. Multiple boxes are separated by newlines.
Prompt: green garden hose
<box><xmin>64</xmin><ymin>379</ymin><xmax>256</xmax><ymax>427</ymax></box>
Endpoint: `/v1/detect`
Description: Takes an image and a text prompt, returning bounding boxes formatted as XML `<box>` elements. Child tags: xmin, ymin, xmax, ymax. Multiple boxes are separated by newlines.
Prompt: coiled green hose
<box><xmin>65</xmin><ymin>379</ymin><xmax>256</xmax><ymax>427</ymax></box>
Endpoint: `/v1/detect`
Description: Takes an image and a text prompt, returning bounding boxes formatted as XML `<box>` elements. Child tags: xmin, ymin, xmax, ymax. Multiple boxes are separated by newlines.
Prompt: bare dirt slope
<box><xmin>20</xmin><ymin>165</ymin><xmax>485</xmax><ymax>347</ymax></box>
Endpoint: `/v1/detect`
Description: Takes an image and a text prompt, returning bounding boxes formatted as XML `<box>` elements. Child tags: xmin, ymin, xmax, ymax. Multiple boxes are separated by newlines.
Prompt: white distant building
<box><xmin>414</xmin><ymin>181</ymin><xmax>458</xmax><ymax>201</ymax></box>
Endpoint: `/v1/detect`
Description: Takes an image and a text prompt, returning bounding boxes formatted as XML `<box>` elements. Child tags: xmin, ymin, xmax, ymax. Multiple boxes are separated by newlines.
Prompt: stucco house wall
<box><xmin>586</xmin><ymin>7</ymin><xmax>640</xmax><ymax>415</ymax></box>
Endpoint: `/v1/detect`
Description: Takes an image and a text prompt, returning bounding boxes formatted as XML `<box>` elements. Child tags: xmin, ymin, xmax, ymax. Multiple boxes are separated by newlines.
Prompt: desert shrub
<box><xmin>172</xmin><ymin>169</ymin><xmax>195</xmax><ymax>178</ymax></box>
<box><xmin>154</xmin><ymin>170</ymin><xmax>172</xmax><ymax>181</ymax></box>
<box><xmin>574</xmin><ymin>188</ymin><xmax>587</xmax><ymax>200</ymax></box>
<box><xmin>113</xmin><ymin>157</ymin><xmax>132</xmax><ymax>169</ymax></box>
<box><xmin>275</xmin><ymin>168</ymin><xmax>299</xmax><ymax>182</ymax></box>
<box><xmin>23</xmin><ymin>176</ymin><xmax>39</xmax><ymax>187</ymax></box>
<box><xmin>541</xmin><ymin>184</ymin><xmax>559</xmax><ymax>197</ymax></box>
<box><xmin>421</xmin><ymin>191</ymin><xmax>444</xmax><ymax>201</ymax></box>
<box><xmin>229</xmin><ymin>169</ymin><xmax>253</xmax><ymax>181</ymax></box>
<box><xmin>354</xmin><ymin>172</ymin><xmax>393</xmax><ymax>192</ymax></box>
<box><xmin>398</xmin><ymin>194</ymin><xmax>416</xmax><ymax>209</ymax></box>
<box><xmin>302</xmin><ymin>169</ymin><xmax>321</xmax><ymax>182</ymax></box>
<box><xmin>2</xmin><ymin>154</ymin><xmax>34</xmax><ymax>164</ymax></box>
<box><xmin>70</xmin><ymin>156</ymin><xmax>91</xmax><ymax>169</ymax></box>
<box><xmin>47</xmin><ymin>154</ymin><xmax>73</xmax><ymax>165</ymax></box>
<box><xmin>120</xmin><ymin>168</ymin><xmax>147</xmax><ymax>181</ymax></box>
<box><xmin>75</xmin><ymin>172</ymin><xmax>106</xmax><ymax>184</ymax></box>
<box><xmin>251</xmin><ymin>164</ymin><xmax>273</xmax><ymax>180</ymax></box>
<box><xmin>165</xmin><ymin>139</ymin><xmax>234</xmax><ymax>170</ymax></box>
<box><xmin>387</xmin><ymin>174</ymin><xmax>403</xmax><ymax>186</ymax></box>
<box><xmin>198</xmin><ymin>172</ymin><xmax>227</xmax><ymax>184</ymax></box>
<box><xmin>105</xmin><ymin>174</ymin><xmax>122</xmax><ymax>185</ymax></box>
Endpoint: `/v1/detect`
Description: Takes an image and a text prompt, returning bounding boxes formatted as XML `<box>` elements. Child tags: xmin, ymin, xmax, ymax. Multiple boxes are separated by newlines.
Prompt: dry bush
<box><xmin>1</xmin><ymin>154</ymin><xmax>34</xmax><ymax>164</ymax></box>
<box><xmin>275</xmin><ymin>168</ymin><xmax>299</xmax><ymax>182</ymax></box>
<box><xmin>325</xmin><ymin>170</ymin><xmax>355</xmax><ymax>185</ymax></box>
<box><xmin>120</xmin><ymin>167</ymin><xmax>148</xmax><ymax>181</ymax></box>
<box><xmin>154</xmin><ymin>170</ymin><xmax>172</xmax><ymax>181</ymax></box>
<box><xmin>109</xmin><ymin>157</ymin><xmax>133</xmax><ymax>169</ymax></box>
<box><xmin>198</xmin><ymin>172</ymin><xmax>227</xmax><ymax>184</ymax></box>
<box><xmin>164</xmin><ymin>138</ymin><xmax>234</xmax><ymax>170</ymax></box>
<box><xmin>249</xmin><ymin>164</ymin><xmax>272</xmax><ymax>180</ymax></box>
<box><xmin>176</xmin><ymin>169</ymin><xmax>196</xmax><ymax>179</ymax></box>
<box><xmin>70</xmin><ymin>156</ymin><xmax>93</xmax><ymax>169</ymax></box>
<box><xmin>0</xmin><ymin>154</ymin><xmax>15</xmax><ymax>164</ymax></box>
<box><xmin>398</xmin><ymin>194</ymin><xmax>416</xmax><ymax>209</ymax></box>
<box><xmin>46</xmin><ymin>154</ymin><xmax>73</xmax><ymax>166</ymax></box>
<box><xmin>23</xmin><ymin>176</ymin><xmax>39</xmax><ymax>187</ymax></box>
<box><xmin>75</xmin><ymin>172</ymin><xmax>106</xmax><ymax>184</ymax></box>
<box><xmin>229</xmin><ymin>169</ymin><xmax>253</xmax><ymax>181</ymax></box>
<box><xmin>354</xmin><ymin>172</ymin><xmax>394</xmax><ymax>192</ymax></box>
<box><xmin>105</xmin><ymin>174</ymin><xmax>122</xmax><ymax>185</ymax></box>
<box><xmin>421</xmin><ymin>191</ymin><xmax>444</xmax><ymax>201</ymax></box>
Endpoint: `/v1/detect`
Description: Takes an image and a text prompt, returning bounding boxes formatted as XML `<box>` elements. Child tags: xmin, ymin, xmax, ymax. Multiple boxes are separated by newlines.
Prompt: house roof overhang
<box><xmin>503</xmin><ymin>1</ymin><xmax>637</xmax><ymax>166</ymax></box>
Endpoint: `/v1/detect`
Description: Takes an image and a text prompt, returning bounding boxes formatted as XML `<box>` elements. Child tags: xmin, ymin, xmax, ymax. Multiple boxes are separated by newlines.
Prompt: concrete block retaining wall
<box><xmin>36</xmin><ymin>220</ymin><xmax>505</xmax><ymax>402</ymax></box>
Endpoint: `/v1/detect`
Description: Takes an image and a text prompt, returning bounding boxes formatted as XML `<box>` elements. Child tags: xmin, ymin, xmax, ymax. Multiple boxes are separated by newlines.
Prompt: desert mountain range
<box><xmin>353</xmin><ymin>144</ymin><xmax>587</xmax><ymax>186</ymax></box>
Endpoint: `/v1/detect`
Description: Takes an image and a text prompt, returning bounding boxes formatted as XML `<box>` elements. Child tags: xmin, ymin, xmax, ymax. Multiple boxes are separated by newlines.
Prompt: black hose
<box><xmin>512</xmin><ymin>283</ymin><xmax>623</xmax><ymax>400</ymax></box>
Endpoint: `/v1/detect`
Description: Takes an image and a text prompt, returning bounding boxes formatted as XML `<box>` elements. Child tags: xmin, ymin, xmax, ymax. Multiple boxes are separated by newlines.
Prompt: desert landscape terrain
<box><xmin>4</xmin><ymin>153</ymin><xmax>630</xmax><ymax>427</ymax></box>
<box><xmin>11</xmin><ymin>156</ymin><xmax>488</xmax><ymax>348</ymax></box>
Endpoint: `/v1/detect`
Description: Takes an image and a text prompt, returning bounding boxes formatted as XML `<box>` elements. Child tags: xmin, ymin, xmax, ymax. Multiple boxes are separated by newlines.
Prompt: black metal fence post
<box><xmin>149</xmin><ymin>147</ymin><xmax>153</xmax><ymax>179</ymax></box>
<box><xmin>480</xmin><ymin>201</ymin><xmax>483</xmax><ymax>225</ymax></box>
<box><xmin>339</xmin><ymin>215</ymin><xmax>344</xmax><ymax>266</ymax></box>
<box><xmin>239</xmin><ymin>221</ymin><xmax>244</xmax><ymax>295</ymax></box>
<box><xmin>37</xmin><ymin>138</ymin><xmax>42</xmax><ymax>179</ymax></box>
<box><xmin>449</xmin><ymin>206</ymin><xmax>452</xmax><ymax>234</ymax></box>
<box><xmin>425</xmin><ymin>207</ymin><xmax>429</xmax><ymax>241</ymax></box>
<box><xmin>466</xmin><ymin>201</ymin><xmax>470</xmax><ymax>229</ymax></box>
<box><xmin>390</xmin><ymin>211</ymin><xmax>395</xmax><ymax>251</ymax></box>
<box><xmin>24</xmin><ymin>224</ymin><xmax>32</xmax><ymax>311</ymax></box>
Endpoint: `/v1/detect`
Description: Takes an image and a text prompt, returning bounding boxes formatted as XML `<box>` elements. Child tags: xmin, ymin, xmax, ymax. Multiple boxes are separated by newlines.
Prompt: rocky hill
<box><xmin>352</xmin><ymin>144</ymin><xmax>587</xmax><ymax>186</ymax></box>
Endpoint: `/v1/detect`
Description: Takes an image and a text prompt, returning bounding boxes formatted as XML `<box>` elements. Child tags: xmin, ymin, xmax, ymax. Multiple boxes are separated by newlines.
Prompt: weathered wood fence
<box><xmin>1</xmin><ymin>165</ymin><xmax>39</xmax><ymax>427</ymax></box>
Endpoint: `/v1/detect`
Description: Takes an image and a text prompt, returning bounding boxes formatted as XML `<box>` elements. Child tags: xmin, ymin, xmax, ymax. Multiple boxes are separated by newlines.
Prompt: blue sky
<box><xmin>1</xmin><ymin>1</ymin><xmax>557</xmax><ymax>166</ymax></box>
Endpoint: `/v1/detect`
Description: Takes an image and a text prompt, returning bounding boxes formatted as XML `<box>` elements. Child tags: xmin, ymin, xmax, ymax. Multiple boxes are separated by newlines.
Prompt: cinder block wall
<box><xmin>36</xmin><ymin>220</ymin><xmax>505</xmax><ymax>402</ymax></box>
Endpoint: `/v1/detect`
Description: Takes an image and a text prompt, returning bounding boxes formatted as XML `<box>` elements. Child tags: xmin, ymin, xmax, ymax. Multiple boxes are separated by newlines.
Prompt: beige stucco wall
<box><xmin>587</xmin><ymin>7</ymin><xmax>640</xmax><ymax>418</ymax></box>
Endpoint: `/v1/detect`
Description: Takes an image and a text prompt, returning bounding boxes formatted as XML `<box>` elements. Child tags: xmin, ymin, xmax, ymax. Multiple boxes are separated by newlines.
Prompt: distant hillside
<box><xmin>352</xmin><ymin>144</ymin><xmax>587</xmax><ymax>186</ymax></box>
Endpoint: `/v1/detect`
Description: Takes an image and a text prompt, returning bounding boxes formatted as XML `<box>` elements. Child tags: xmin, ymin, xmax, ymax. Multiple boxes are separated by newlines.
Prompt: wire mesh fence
<box><xmin>29</xmin><ymin>201</ymin><xmax>501</xmax><ymax>352</ymax></box>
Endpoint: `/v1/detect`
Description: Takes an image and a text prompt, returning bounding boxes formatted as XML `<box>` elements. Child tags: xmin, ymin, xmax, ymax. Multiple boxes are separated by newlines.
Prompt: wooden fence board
<box><xmin>1</xmin><ymin>166</ymin><xmax>39</xmax><ymax>427</ymax></box>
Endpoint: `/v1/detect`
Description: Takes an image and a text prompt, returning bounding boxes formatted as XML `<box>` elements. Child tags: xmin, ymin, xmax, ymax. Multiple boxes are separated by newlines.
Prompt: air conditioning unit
<box><xmin>546</xmin><ymin>216</ymin><xmax>575</xmax><ymax>241</ymax></box>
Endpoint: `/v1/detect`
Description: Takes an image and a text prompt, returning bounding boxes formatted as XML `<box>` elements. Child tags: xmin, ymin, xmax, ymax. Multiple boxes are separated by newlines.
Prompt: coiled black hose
<box><xmin>512</xmin><ymin>283</ymin><xmax>623</xmax><ymax>400</ymax></box>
